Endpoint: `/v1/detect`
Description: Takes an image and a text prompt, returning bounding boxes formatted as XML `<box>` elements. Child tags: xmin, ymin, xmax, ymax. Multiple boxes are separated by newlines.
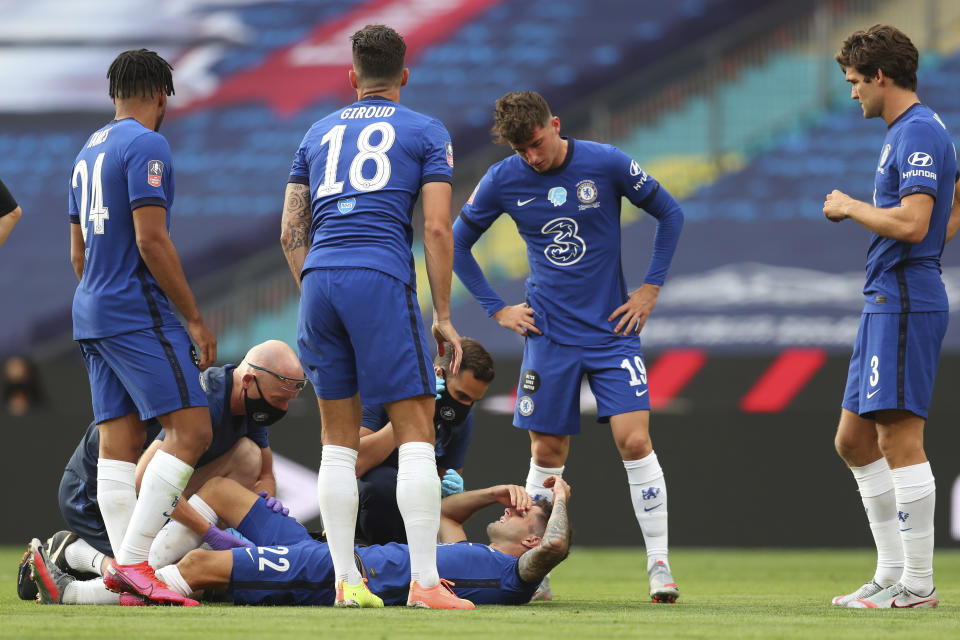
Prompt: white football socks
<box><xmin>96</xmin><ymin>459</ymin><xmax>137</xmax><ymax>556</ymax></box>
<box><xmin>891</xmin><ymin>462</ymin><xmax>936</xmax><ymax>595</ymax></box>
<box><xmin>623</xmin><ymin>452</ymin><xmax>669</xmax><ymax>570</ymax></box>
<box><xmin>317</xmin><ymin>445</ymin><xmax>362</xmax><ymax>585</ymax></box>
<box><xmin>65</xmin><ymin>537</ymin><xmax>106</xmax><ymax>576</ymax></box>
<box><xmin>850</xmin><ymin>458</ymin><xmax>903</xmax><ymax>586</ymax></box>
<box><xmin>525</xmin><ymin>459</ymin><xmax>564</xmax><ymax>502</ymax></box>
<box><xmin>61</xmin><ymin>578</ymin><xmax>121</xmax><ymax>605</ymax></box>
<box><xmin>149</xmin><ymin>494</ymin><xmax>217</xmax><ymax>569</ymax></box>
<box><xmin>115</xmin><ymin>449</ymin><xmax>193</xmax><ymax>565</ymax></box>
<box><xmin>155</xmin><ymin>565</ymin><xmax>193</xmax><ymax>597</ymax></box>
<box><xmin>397</xmin><ymin>441</ymin><xmax>441</xmax><ymax>588</ymax></box>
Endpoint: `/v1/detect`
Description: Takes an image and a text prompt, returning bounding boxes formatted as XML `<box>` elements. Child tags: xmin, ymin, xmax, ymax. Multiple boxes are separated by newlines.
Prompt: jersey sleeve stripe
<box><xmin>69</xmin><ymin>215</ymin><xmax>80</xmax><ymax>224</ymax></box>
<box><xmin>636</xmin><ymin>182</ymin><xmax>661</xmax><ymax>210</ymax></box>
<box><xmin>130</xmin><ymin>196</ymin><xmax>167</xmax><ymax>211</ymax></box>
<box><xmin>457</xmin><ymin>213</ymin><xmax>484</xmax><ymax>234</ymax></box>
<box><xmin>420</xmin><ymin>173</ymin><xmax>453</xmax><ymax>185</ymax></box>
<box><xmin>898</xmin><ymin>185</ymin><xmax>937</xmax><ymax>200</ymax></box>
<box><xmin>288</xmin><ymin>174</ymin><xmax>309</xmax><ymax>185</ymax></box>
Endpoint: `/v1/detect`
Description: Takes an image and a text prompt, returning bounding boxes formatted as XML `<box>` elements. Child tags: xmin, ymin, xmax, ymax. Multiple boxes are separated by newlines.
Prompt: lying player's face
<box><xmin>487</xmin><ymin>506</ymin><xmax>541</xmax><ymax>544</ymax></box>
<box><xmin>845</xmin><ymin>68</ymin><xmax>881</xmax><ymax>119</ymax></box>
<box><xmin>511</xmin><ymin>117</ymin><xmax>564</xmax><ymax>172</ymax></box>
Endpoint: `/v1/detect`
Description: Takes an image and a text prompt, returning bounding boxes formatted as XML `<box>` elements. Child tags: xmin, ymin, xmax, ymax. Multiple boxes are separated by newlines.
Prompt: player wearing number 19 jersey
<box><xmin>825</xmin><ymin>26</ymin><xmax>958</xmax><ymax>609</ymax></box>
<box><xmin>453</xmin><ymin>91</ymin><xmax>684</xmax><ymax>602</ymax></box>
<box><xmin>68</xmin><ymin>49</ymin><xmax>214</xmax><ymax>606</ymax></box>
<box><xmin>280</xmin><ymin>25</ymin><xmax>469</xmax><ymax>609</ymax></box>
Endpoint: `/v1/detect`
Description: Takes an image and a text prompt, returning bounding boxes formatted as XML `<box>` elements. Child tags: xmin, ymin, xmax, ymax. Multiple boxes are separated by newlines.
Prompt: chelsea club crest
<box><xmin>576</xmin><ymin>180</ymin><xmax>598</xmax><ymax>204</ymax></box>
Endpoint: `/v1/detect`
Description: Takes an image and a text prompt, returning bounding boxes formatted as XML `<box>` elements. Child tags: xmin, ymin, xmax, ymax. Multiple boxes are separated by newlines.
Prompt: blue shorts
<box><xmin>298</xmin><ymin>268</ymin><xmax>433</xmax><ymax>404</ymax></box>
<box><xmin>78</xmin><ymin>326</ymin><xmax>207</xmax><ymax>422</ymax></box>
<box><xmin>58</xmin><ymin>469</ymin><xmax>113</xmax><ymax>556</ymax></box>
<box><xmin>842</xmin><ymin>311</ymin><xmax>947</xmax><ymax>419</ymax></box>
<box><xmin>513</xmin><ymin>333</ymin><xmax>650</xmax><ymax>435</ymax></box>
<box><xmin>230</xmin><ymin>498</ymin><xmax>335</xmax><ymax>605</ymax></box>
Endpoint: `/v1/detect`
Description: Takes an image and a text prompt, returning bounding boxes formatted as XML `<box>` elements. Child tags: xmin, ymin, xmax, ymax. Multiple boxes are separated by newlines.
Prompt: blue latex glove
<box><xmin>435</xmin><ymin>375</ymin><xmax>446</xmax><ymax>400</ymax></box>
<box><xmin>440</xmin><ymin>469</ymin><xmax>464</xmax><ymax>497</ymax></box>
<box><xmin>258</xmin><ymin>491</ymin><xmax>290</xmax><ymax>516</ymax></box>
<box><xmin>202</xmin><ymin>524</ymin><xmax>253</xmax><ymax>550</ymax></box>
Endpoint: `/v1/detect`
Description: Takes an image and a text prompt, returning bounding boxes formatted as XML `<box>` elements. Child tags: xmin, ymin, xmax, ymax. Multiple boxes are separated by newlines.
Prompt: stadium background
<box><xmin>2</xmin><ymin>0</ymin><xmax>960</xmax><ymax>549</ymax></box>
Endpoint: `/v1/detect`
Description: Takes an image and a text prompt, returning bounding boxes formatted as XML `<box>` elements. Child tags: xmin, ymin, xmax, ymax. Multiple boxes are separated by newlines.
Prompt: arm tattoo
<box><xmin>518</xmin><ymin>497</ymin><xmax>571</xmax><ymax>584</ymax></box>
<box><xmin>282</xmin><ymin>184</ymin><xmax>311</xmax><ymax>254</ymax></box>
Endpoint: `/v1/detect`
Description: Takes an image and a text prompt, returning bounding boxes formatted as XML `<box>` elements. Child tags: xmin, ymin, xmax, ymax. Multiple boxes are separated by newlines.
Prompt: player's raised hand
<box><xmin>188</xmin><ymin>317</ymin><xmax>217</xmax><ymax>370</ymax></box>
<box><xmin>432</xmin><ymin>317</ymin><xmax>463</xmax><ymax>375</ymax></box>
<box><xmin>542</xmin><ymin>475</ymin><xmax>571</xmax><ymax>504</ymax></box>
<box><xmin>493</xmin><ymin>302</ymin><xmax>542</xmax><ymax>337</ymax></box>
<box><xmin>492</xmin><ymin>484</ymin><xmax>533</xmax><ymax>513</ymax></box>
<box><xmin>823</xmin><ymin>189</ymin><xmax>853</xmax><ymax>222</ymax></box>
<box><xmin>608</xmin><ymin>283</ymin><xmax>659</xmax><ymax>335</ymax></box>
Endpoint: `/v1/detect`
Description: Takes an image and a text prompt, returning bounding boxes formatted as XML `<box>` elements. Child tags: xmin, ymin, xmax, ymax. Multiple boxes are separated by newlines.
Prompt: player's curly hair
<box><xmin>350</xmin><ymin>24</ymin><xmax>406</xmax><ymax>84</ymax></box>
<box><xmin>435</xmin><ymin>338</ymin><xmax>495</xmax><ymax>383</ymax></box>
<box><xmin>107</xmin><ymin>49</ymin><xmax>174</xmax><ymax>100</ymax></box>
<box><xmin>492</xmin><ymin>91</ymin><xmax>552</xmax><ymax>146</ymax></box>
<box><xmin>836</xmin><ymin>24</ymin><xmax>918</xmax><ymax>91</ymax></box>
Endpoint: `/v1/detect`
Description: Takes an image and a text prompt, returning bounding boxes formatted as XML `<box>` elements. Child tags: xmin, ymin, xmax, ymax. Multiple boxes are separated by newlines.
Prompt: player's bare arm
<box><xmin>356</xmin><ymin>424</ymin><xmax>397</xmax><ymax>477</ymax></box>
<box><xmin>279</xmin><ymin>182</ymin><xmax>311</xmax><ymax>288</ymax></box>
<box><xmin>0</xmin><ymin>205</ymin><xmax>20</xmax><ymax>248</ymax></box>
<box><xmin>517</xmin><ymin>476</ymin><xmax>571</xmax><ymax>583</ymax></box>
<box><xmin>493</xmin><ymin>302</ymin><xmax>542</xmax><ymax>336</ymax></box>
<box><xmin>422</xmin><ymin>180</ymin><xmax>463</xmax><ymax>374</ymax></box>
<box><xmin>252</xmin><ymin>447</ymin><xmax>277</xmax><ymax>497</ymax></box>
<box><xmin>132</xmin><ymin>204</ymin><xmax>216</xmax><ymax>368</ymax></box>
<box><xmin>438</xmin><ymin>484</ymin><xmax>533</xmax><ymax>543</ymax></box>
<box><xmin>945</xmin><ymin>177</ymin><xmax>960</xmax><ymax>242</ymax></box>
<box><xmin>823</xmin><ymin>189</ymin><xmax>934</xmax><ymax>243</ymax></box>
<box><xmin>608</xmin><ymin>283</ymin><xmax>660</xmax><ymax>335</ymax></box>
<box><xmin>69</xmin><ymin>222</ymin><xmax>85</xmax><ymax>281</ymax></box>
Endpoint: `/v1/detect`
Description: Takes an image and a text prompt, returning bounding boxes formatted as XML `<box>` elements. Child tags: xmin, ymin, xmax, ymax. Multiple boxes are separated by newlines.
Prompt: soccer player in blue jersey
<box><xmin>824</xmin><ymin>25</ymin><xmax>959</xmax><ymax>609</ymax></box>
<box><xmin>280</xmin><ymin>25</ymin><xmax>467</xmax><ymax>609</ymax></box>
<box><xmin>453</xmin><ymin>91</ymin><xmax>684</xmax><ymax>603</ymax></box>
<box><xmin>356</xmin><ymin>338</ymin><xmax>494</xmax><ymax>545</ymax></box>
<box><xmin>32</xmin><ymin>475</ymin><xmax>570</xmax><ymax>607</ymax></box>
<box><xmin>68</xmin><ymin>49</ymin><xmax>217</xmax><ymax>605</ymax></box>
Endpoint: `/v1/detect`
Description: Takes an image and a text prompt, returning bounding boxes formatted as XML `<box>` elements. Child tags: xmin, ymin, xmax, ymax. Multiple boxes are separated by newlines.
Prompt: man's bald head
<box><xmin>240</xmin><ymin>340</ymin><xmax>303</xmax><ymax>380</ymax></box>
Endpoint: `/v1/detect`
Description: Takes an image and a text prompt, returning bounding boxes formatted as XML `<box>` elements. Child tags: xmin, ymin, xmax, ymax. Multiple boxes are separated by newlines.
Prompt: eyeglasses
<box><xmin>247</xmin><ymin>363</ymin><xmax>307</xmax><ymax>391</ymax></box>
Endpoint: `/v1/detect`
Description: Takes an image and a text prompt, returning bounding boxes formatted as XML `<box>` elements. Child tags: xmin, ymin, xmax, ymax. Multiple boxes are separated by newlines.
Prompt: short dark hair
<box><xmin>531</xmin><ymin>498</ymin><xmax>552</xmax><ymax>537</ymax></box>
<box><xmin>107</xmin><ymin>49</ymin><xmax>174</xmax><ymax>100</ymax></box>
<box><xmin>491</xmin><ymin>91</ymin><xmax>552</xmax><ymax>146</ymax></box>
<box><xmin>836</xmin><ymin>24</ymin><xmax>918</xmax><ymax>91</ymax></box>
<box><xmin>435</xmin><ymin>337</ymin><xmax>495</xmax><ymax>383</ymax></box>
<box><xmin>350</xmin><ymin>25</ymin><xmax>406</xmax><ymax>84</ymax></box>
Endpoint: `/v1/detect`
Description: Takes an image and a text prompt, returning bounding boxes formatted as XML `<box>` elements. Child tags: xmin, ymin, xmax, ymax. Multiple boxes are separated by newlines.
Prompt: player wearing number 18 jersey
<box><xmin>68</xmin><ymin>49</ymin><xmax>216</xmax><ymax>605</ymax></box>
<box><xmin>280</xmin><ymin>25</ymin><xmax>469</xmax><ymax>609</ymax></box>
<box><xmin>453</xmin><ymin>91</ymin><xmax>684</xmax><ymax>602</ymax></box>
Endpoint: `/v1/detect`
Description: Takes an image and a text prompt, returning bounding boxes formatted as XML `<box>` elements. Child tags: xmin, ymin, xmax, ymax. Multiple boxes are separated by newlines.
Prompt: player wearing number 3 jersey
<box><xmin>453</xmin><ymin>91</ymin><xmax>685</xmax><ymax>602</ymax></box>
<box><xmin>280</xmin><ymin>25</ymin><xmax>470</xmax><ymax>609</ymax></box>
<box><xmin>68</xmin><ymin>49</ymin><xmax>215</xmax><ymax>606</ymax></box>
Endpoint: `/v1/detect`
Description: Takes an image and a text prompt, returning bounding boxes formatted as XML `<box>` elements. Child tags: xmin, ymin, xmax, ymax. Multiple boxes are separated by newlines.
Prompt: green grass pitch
<box><xmin>1</xmin><ymin>547</ymin><xmax>958</xmax><ymax>639</ymax></box>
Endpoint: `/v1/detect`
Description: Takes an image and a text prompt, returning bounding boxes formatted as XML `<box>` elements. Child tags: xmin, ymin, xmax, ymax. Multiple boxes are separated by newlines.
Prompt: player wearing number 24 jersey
<box><xmin>280</xmin><ymin>25</ymin><xmax>469</xmax><ymax>610</ymax></box>
<box><xmin>453</xmin><ymin>91</ymin><xmax>684</xmax><ymax>602</ymax></box>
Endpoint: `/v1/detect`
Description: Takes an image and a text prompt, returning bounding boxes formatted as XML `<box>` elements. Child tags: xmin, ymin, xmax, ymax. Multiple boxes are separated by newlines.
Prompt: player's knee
<box><xmin>616</xmin><ymin>431</ymin><xmax>652</xmax><ymax>460</ymax></box>
<box><xmin>834</xmin><ymin>430</ymin><xmax>862</xmax><ymax>462</ymax></box>
<box><xmin>227</xmin><ymin>438</ymin><xmax>262</xmax><ymax>490</ymax></box>
<box><xmin>531</xmin><ymin>439</ymin><xmax>567</xmax><ymax>467</ymax></box>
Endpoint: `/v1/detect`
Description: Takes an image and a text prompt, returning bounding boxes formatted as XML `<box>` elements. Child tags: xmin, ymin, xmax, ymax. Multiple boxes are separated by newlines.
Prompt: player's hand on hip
<box><xmin>608</xmin><ymin>283</ymin><xmax>659</xmax><ymax>335</ymax></box>
<box><xmin>432</xmin><ymin>317</ymin><xmax>463</xmax><ymax>375</ymax></box>
<box><xmin>543</xmin><ymin>475</ymin><xmax>571</xmax><ymax>503</ymax></box>
<box><xmin>188</xmin><ymin>318</ymin><xmax>217</xmax><ymax>370</ymax></box>
<box><xmin>823</xmin><ymin>189</ymin><xmax>852</xmax><ymax>222</ymax></box>
<box><xmin>493</xmin><ymin>303</ymin><xmax>542</xmax><ymax>337</ymax></box>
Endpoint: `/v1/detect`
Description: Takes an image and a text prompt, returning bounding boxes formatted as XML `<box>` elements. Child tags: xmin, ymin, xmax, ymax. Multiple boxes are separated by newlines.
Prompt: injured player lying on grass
<box><xmin>28</xmin><ymin>475</ymin><xmax>571</xmax><ymax>607</ymax></box>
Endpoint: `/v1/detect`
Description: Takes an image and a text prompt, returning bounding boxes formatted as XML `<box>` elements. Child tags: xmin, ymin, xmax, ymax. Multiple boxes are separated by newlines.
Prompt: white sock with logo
<box><xmin>525</xmin><ymin>459</ymin><xmax>564</xmax><ymax>503</ymax></box>
<box><xmin>317</xmin><ymin>445</ymin><xmax>362</xmax><ymax>585</ymax></box>
<box><xmin>623</xmin><ymin>452</ymin><xmax>669</xmax><ymax>570</ymax></box>
<box><xmin>96</xmin><ymin>459</ymin><xmax>137</xmax><ymax>556</ymax></box>
<box><xmin>149</xmin><ymin>494</ymin><xmax>217</xmax><ymax>569</ymax></box>
<box><xmin>850</xmin><ymin>458</ymin><xmax>902</xmax><ymax>586</ymax></box>
<box><xmin>115</xmin><ymin>449</ymin><xmax>193</xmax><ymax>565</ymax></box>
<box><xmin>64</xmin><ymin>538</ymin><xmax>107</xmax><ymax>576</ymax></box>
<box><xmin>397</xmin><ymin>441</ymin><xmax>441</xmax><ymax>588</ymax></box>
<box><xmin>62</xmin><ymin>578</ymin><xmax>121</xmax><ymax>605</ymax></box>
<box><xmin>891</xmin><ymin>462</ymin><xmax>936</xmax><ymax>595</ymax></box>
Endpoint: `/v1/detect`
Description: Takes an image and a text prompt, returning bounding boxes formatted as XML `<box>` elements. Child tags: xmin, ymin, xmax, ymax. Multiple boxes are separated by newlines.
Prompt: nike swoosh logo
<box><xmin>245</xmin><ymin>548</ymin><xmax>254</xmax><ymax>562</ymax></box>
<box><xmin>899</xmin><ymin>528</ymin><xmax>912</xmax><ymax>532</ymax></box>
<box><xmin>636</xmin><ymin>389</ymin><xmax>648</xmax><ymax>397</ymax></box>
<box><xmin>643</xmin><ymin>504</ymin><xmax>663</xmax><ymax>512</ymax></box>
<box><xmin>892</xmin><ymin>598</ymin><xmax>936</xmax><ymax>608</ymax></box>
<box><xmin>866</xmin><ymin>388</ymin><xmax>881</xmax><ymax>399</ymax></box>
<box><xmin>517</xmin><ymin>197</ymin><xmax>535</xmax><ymax>206</ymax></box>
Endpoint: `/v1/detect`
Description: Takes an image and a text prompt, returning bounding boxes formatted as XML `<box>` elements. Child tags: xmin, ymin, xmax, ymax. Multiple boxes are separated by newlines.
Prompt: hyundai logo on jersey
<box><xmin>908</xmin><ymin>152</ymin><xmax>934</xmax><ymax>167</ymax></box>
<box><xmin>547</xmin><ymin>186</ymin><xmax>567</xmax><ymax>207</ymax></box>
<box><xmin>337</xmin><ymin>197</ymin><xmax>356</xmax><ymax>214</ymax></box>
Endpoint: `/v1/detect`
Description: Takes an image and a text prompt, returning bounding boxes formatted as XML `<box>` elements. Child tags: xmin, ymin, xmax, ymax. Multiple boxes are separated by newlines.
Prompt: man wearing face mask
<box><xmin>18</xmin><ymin>340</ymin><xmax>305</xmax><ymax>603</ymax></box>
<box><xmin>354</xmin><ymin>338</ymin><xmax>494</xmax><ymax>545</ymax></box>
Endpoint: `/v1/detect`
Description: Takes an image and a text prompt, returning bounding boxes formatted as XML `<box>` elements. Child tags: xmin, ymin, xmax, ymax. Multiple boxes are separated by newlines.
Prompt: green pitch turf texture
<box><xmin>1</xmin><ymin>547</ymin><xmax>958</xmax><ymax>639</ymax></box>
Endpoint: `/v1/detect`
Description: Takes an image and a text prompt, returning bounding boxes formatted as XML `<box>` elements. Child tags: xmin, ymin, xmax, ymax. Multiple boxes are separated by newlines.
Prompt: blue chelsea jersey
<box><xmin>289</xmin><ymin>96</ymin><xmax>453</xmax><ymax>289</ymax></box>
<box><xmin>865</xmin><ymin>103</ymin><xmax>958</xmax><ymax>313</ymax></box>
<box><xmin>458</xmin><ymin>139</ymin><xmax>669</xmax><ymax>345</ymax></box>
<box><xmin>70</xmin><ymin>118</ymin><xmax>179</xmax><ymax>339</ymax></box>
